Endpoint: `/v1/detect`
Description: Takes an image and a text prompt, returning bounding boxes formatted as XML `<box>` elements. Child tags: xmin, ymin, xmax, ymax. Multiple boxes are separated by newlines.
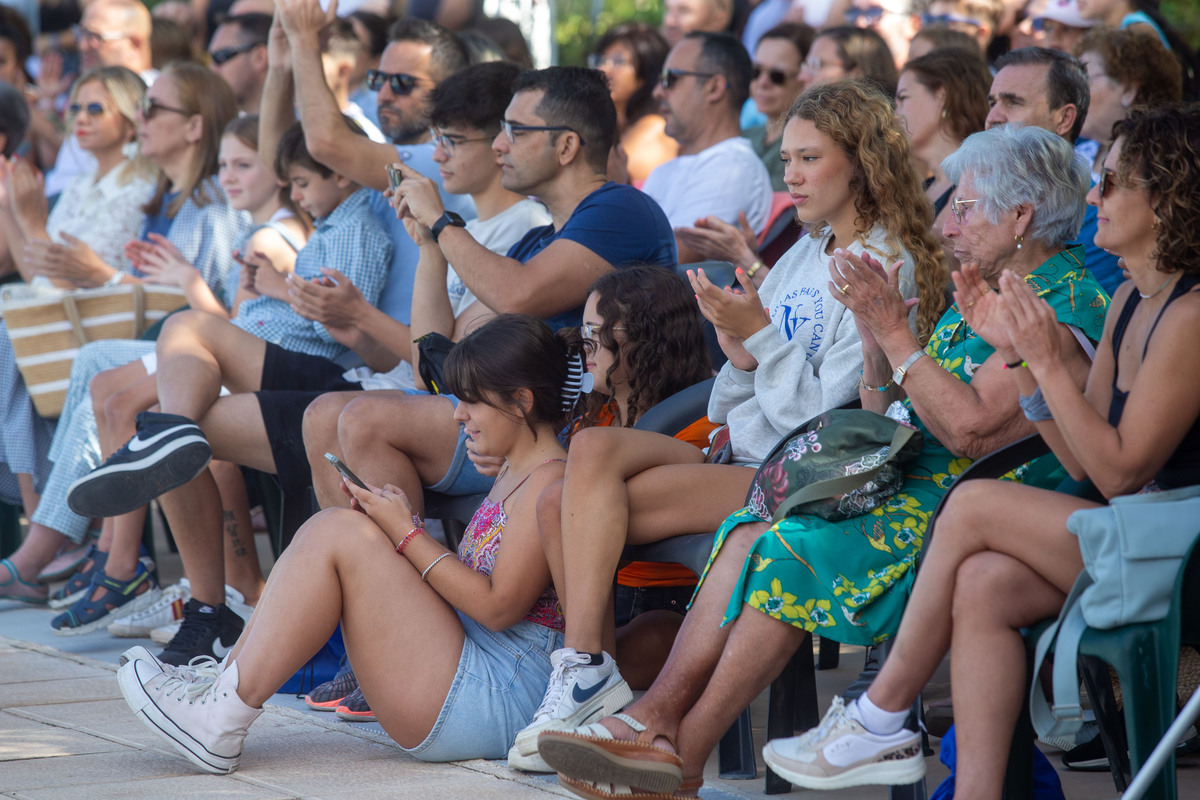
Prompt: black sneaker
<box><xmin>67</xmin><ymin>412</ymin><xmax>212</xmax><ymax>517</ymax></box>
<box><xmin>157</xmin><ymin>598</ymin><xmax>244</xmax><ymax>667</ymax></box>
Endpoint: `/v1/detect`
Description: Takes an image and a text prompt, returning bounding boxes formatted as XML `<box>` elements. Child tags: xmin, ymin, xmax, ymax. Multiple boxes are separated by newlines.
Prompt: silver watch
<box><xmin>892</xmin><ymin>350</ymin><xmax>926</xmax><ymax>387</ymax></box>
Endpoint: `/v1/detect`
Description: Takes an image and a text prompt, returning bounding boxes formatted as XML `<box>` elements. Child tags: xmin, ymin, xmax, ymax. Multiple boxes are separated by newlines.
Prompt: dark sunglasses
<box><xmin>920</xmin><ymin>12</ymin><xmax>983</xmax><ymax>28</ymax></box>
<box><xmin>209</xmin><ymin>40</ymin><xmax>264</xmax><ymax>66</ymax></box>
<box><xmin>68</xmin><ymin>102</ymin><xmax>107</xmax><ymax>117</ymax></box>
<box><xmin>139</xmin><ymin>96</ymin><xmax>191</xmax><ymax>120</ymax></box>
<box><xmin>366</xmin><ymin>69</ymin><xmax>423</xmax><ymax>95</ymax></box>
<box><xmin>844</xmin><ymin>6</ymin><xmax>887</xmax><ymax>24</ymax></box>
<box><xmin>1098</xmin><ymin>169</ymin><xmax>1117</xmax><ymax>201</ymax></box>
<box><xmin>751</xmin><ymin>64</ymin><xmax>790</xmax><ymax>86</ymax></box>
<box><xmin>659</xmin><ymin>68</ymin><xmax>717</xmax><ymax>90</ymax></box>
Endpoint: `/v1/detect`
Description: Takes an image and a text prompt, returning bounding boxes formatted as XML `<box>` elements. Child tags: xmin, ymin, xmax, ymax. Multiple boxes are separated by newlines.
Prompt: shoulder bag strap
<box><xmin>1030</xmin><ymin>570</ymin><xmax>1093</xmax><ymax>740</ymax></box>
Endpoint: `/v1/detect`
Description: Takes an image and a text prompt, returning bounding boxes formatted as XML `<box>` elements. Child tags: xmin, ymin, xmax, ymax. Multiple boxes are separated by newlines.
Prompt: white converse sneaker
<box><xmin>109</xmin><ymin>579</ymin><xmax>191</xmax><ymax>638</ymax></box>
<box><xmin>118</xmin><ymin>645</ymin><xmax>223</xmax><ymax>682</ymax></box>
<box><xmin>508</xmin><ymin>648</ymin><xmax>632</xmax><ymax>771</ymax></box>
<box><xmin>762</xmin><ymin>696</ymin><xmax>925</xmax><ymax>790</ymax></box>
<box><xmin>117</xmin><ymin>657</ymin><xmax>262</xmax><ymax>774</ymax></box>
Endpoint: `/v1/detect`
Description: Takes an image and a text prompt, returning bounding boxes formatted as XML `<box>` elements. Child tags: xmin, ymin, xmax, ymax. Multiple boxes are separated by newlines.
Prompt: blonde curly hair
<box><xmin>787</xmin><ymin>79</ymin><xmax>947</xmax><ymax>343</ymax></box>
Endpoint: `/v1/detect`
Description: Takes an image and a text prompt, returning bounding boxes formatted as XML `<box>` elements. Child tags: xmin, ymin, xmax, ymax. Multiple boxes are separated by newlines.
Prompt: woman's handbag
<box><xmin>1030</xmin><ymin>484</ymin><xmax>1200</xmax><ymax>740</ymax></box>
<box><xmin>746</xmin><ymin>408</ymin><xmax>924</xmax><ymax>524</ymax></box>
<box><xmin>1</xmin><ymin>283</ymin><xmax>187</xmax><ymax>417</ymax></box>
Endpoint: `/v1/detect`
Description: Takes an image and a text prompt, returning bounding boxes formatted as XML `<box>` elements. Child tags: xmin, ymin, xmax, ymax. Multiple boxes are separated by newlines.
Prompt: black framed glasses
<box><xmin>659</xmin><ymin>68</ymin><xmax>717</xmax><ymax>90</ymax></box>
<box><xmin>366</xmin><ymin>69</ymin><xmax>423</xmax><ymax>96</ymax></box>
<box><xmin>751</xmin><ymin>64</ymin><xmax>790</xmax><ymax>86</ymax></box>
<box><xmin>209</xmin><ymin>40</ymin><xmax>265</xmax><ymax>66</ymax></box>
<box><xmin>950</xmin><ymin>197</ymin><xmax>980</xmax><ymax>224</ymax></box>
<box><xmin>429</xmin><ymin>127</ymin><xmax>494</xmax><ymax>156</ymax></box>
<box><xmin>139</xmin><ymin>96</ymin><xmax>191</xmax><ymax>120</ymax></box>
<box><xmin>500</xmin><ymin>119</ymin><xmax>586</xmax><ymax>146</ymax></box>
<box><xmin>68</xmin><ymin>102</ymin><xmax>107</xmax><ymax>117</ymax></box>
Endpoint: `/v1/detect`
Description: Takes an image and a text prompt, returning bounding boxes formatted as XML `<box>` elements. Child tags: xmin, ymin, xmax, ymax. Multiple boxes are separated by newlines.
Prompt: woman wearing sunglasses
<box><xmin>742</xmin><ymin>22</ymin><xmax>813</xmax><ymax>193</ymax></box>
<box><xmin>587</xmin><ymin>22</ymin><xmax>678</xmax><ymax>185</ymax></box>
<box><xmin>0</xmin><ymin>62</ymin><xmax>247</xmax><ymax>606</ymax></box>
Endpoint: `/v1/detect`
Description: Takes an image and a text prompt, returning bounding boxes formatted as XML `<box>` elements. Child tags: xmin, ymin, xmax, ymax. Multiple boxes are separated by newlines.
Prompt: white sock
<box><xmin>850</xmin><ymin>694</ymin><xmax>909</xmax><ymax>735</ymax></box>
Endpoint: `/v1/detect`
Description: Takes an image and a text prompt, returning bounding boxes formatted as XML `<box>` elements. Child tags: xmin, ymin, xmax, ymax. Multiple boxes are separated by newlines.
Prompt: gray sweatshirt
<box><xmin>708</xmin><ymin>225</ymin><xmax>918</xmax><ymax>464</ymax></box>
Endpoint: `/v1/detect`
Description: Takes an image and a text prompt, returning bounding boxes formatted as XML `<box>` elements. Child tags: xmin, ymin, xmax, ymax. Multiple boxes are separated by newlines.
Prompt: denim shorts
<box><xmin>424</xmin><ymin>395</ymin><xmax>496</xmax><ymax>497</ymax></box>
<box><xmin>402</xmin><ymin>612</ymin><xmax>564</xmax><ymax>762</ymax></box>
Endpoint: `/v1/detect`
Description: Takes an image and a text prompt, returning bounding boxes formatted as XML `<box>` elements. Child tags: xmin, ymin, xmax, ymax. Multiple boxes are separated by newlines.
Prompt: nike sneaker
<box><xmin>157</xmin><ymin>598</ymin><xmax>244</xmax><ymax>667</ymax></box>
<box><xmin>67</xmin><ymin>411</ymin><xmax>212</xmax><ymax>518</ymax></box>
<box><xmin>762</xmin><ymin>696</ymin><xmax>926</xmax><ymax>789</ymax></box>
<box><xmin>507</xmin><ymin>648</ymin><xmax>632</xmax><ymax>772</ymax></box>
<box><xmin>152</xmin><ymin>583</ymin><xmax>253</xmax><ymax>643</ymax></box>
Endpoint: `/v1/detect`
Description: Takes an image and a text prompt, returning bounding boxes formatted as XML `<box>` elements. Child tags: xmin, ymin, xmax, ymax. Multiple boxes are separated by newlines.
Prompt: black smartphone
<box><xmin>324</xmin><ymin>452</ymin><xmax>367</xmax><ymax>490</ymax></box>
<box><xmin>386</xmin><ymin>164</ymin><xmax>403</xmax><ymax>192</ymax></box>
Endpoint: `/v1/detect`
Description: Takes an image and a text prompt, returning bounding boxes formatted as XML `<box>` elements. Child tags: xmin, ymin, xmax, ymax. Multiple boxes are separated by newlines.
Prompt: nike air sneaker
<box><xmin>152</xmin><ymin>583</ymin><xmax>253</xmax><ymax>643</ymax></box>
<box><xmin>109</xmin><ymin>578</ymin><xmax>191</xmax><ymax>638</ymax></box>
<box><xmin>508</xmin><ymin>648</ymin><xmax>633</xmax><ymax>772</ymax></box>
<box><xmin>118</xmin><ymin>656</ymin><xmax>261</xmax><ymax>774</ymax></box>
<box><xmin>67</xmin><ymin>411</ymin><xmax>212</xmax><ymax>518</ymax></box>
<box><xmin>157</xmin><ymin>599</ymin><xmax>244</xmax><ymax>667</ymax></box>
<box><xmin>762</xmin><ymin>696</ymin><xmax>926</xmax><ymax>790</ymax></box>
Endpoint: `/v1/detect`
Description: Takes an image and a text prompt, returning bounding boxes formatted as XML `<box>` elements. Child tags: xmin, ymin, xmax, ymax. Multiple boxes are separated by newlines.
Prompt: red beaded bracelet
<box><xmin>394</xmin><ymin>526</ymin><xmax>425</xmax><ymax>555</ymax></box>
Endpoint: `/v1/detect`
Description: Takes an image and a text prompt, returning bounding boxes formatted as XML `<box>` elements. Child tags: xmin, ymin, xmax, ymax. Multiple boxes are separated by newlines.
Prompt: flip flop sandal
<box><xmin>538</xmin><ymin>712</ymin><xmax>684</xmax><ymax>794</ymax></box>
<box><xmin>0</xmin><ymin>557</ymin><xmax>48</xmax><ymax>605</ymax></box>
<box><xmin>559</xmin><ymin>776</ymin><xmax>703</xmax><ymax>800</ymax></box>
<box><xmin>47</xmin><ymin>546</ymin><xmax>107</xmax><ymax>609</ymax></box>
<box><xmin>51</xmin><ymin>563</ymin><xmax>161</xmax><ymax>636</ymax></box>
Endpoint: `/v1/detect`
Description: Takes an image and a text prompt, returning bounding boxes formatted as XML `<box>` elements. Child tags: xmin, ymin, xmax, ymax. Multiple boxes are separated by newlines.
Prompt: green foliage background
<box><xmin>553</xmin><ymin>0</ymin><xmax>1200</xmax><ymax>67</ymax></box>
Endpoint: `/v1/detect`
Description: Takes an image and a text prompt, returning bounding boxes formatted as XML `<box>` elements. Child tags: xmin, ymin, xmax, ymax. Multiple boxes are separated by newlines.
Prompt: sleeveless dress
<box><xmin>692</xmin><ymin>247</ymin><xmax>1109</xmax><ymax>645</ymax></box>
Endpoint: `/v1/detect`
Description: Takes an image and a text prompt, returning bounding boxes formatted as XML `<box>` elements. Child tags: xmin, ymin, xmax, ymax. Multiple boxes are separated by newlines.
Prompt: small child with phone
<box><xmin>116</xmin><ymin>315</ymin><xmax>586</xmax><ymax>769</ymax></box>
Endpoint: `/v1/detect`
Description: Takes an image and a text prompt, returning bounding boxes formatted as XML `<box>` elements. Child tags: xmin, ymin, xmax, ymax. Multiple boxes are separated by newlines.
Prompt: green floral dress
<box><xmin>693</xmin><ymin>247</ymin><xmax>1109</xmax><ymax>645</ymax></box>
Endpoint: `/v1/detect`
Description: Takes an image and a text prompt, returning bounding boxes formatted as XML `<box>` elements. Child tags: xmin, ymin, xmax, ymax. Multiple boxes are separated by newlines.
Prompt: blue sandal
<box><xmin>47</xmin><ymin>545</ymin><xmax>107</xmax><ymax>609</ymax></box>
<box><xmin>51</xmin><ymin>562</ymin><xmax>161</xmax><ymax>636</ymax></box>
<box><xmin>0</xmin><ymin>558</ymin><xmax>48</xmax><ymax>605</ymax></box>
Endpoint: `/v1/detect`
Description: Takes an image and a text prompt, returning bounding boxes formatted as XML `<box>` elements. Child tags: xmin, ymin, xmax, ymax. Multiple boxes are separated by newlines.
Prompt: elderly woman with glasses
<box><xmin>538</xmin><ymin>122</ymin><xmax>1111</xmax><ymax>800</ymax></box>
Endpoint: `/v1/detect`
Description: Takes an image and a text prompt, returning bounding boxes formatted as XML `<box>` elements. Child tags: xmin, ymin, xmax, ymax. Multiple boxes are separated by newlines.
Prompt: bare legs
<box><xmin>301</xmin><ymin>391</ymin><xmax>363</xmax><ymax>509</ymax></box>
<box><xmin>229</xmin><ymin>507</ymin><xmax>465</xmax><ymax>747</ymax></box>
<box><xmin>154</xmin><ymin>310</ymin><xmax>268</xmax><ymax>419</ymax></box>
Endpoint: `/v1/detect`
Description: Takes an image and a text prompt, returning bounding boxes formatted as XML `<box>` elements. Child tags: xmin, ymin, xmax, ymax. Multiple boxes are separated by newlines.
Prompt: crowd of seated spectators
<box><xmin>0</xmin><ymin>0</ymin><xmax>1197</xmax><ymax>793</ymax></box>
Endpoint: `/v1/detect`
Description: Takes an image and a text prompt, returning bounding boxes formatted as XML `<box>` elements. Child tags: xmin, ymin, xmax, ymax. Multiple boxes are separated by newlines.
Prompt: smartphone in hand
<box><xmin>324</xmin><ymin>452</ymin><xmax>367</xmax><ymax>490</ymax></box>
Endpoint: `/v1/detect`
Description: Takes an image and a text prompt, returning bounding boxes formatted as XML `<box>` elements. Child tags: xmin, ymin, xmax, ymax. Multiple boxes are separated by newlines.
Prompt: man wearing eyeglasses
<box><xmin>44</xmin><ymin>0</ymin><xmax>156</xmax><ymax>197</ymax></box>
<box><xmin>207</xmin><ymin>13</ymin><xmax>271</xmax><ymax>115</ymax></box>
<box><xmin>642</xmin><ymin>31</ymin><xmax>772</xmax><ymax>264</ymax></box>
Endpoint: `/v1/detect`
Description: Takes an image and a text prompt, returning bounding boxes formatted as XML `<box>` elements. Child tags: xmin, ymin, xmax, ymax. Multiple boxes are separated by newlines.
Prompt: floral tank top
<box><xmin>456</xmin><ymin>460</ymin><xmax>565</xmax><ymax>632</ymax></box>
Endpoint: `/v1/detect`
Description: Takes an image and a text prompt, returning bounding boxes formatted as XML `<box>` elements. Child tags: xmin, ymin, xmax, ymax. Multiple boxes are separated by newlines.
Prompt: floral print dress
<box><xmin>692</xmin><ymin>247</ymin><xmax>1109</xmax><ymax>645</ymax></box>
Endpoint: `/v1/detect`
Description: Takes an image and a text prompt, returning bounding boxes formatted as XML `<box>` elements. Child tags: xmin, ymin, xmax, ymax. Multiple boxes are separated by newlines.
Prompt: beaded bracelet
<box><xmin>1002</xmin><ymin>359</ymin><xmax>1027</xmax><ymax>370</ymax></box>
<box><xmin>859</xmin><ymin>369</ymin><xmax>894</xmax><ymax>392</ymax></box>
<box><xmin>421</xmin><ymin>552</ymin><xmax>453</xmax><ymax>581</ymax></box>
<box><xmin>394</xmin><ymin>526</ymin><xmax>425</xmax><ymax>555</ymax></box>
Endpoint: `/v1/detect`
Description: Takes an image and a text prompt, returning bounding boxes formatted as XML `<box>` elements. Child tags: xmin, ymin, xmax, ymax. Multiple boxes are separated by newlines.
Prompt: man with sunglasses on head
<box><xmin>207</xmin><ymin>12</ymin><xmax>271</xmax><ymax>115</ymax></box>
<box><xmin>642</xmin><ymin>31</ymin><xmax>771</xmax><ymax>264</ymax></box>
<box><xmin>44</xmin><ymin>0</ymin><xmax>156</xmax><ymax>197</ymax></box>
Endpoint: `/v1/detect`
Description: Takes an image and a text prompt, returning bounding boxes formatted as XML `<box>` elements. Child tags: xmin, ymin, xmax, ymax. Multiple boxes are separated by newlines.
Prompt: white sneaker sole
<box><xmin>513</xmin><ymin>678</ymin><xmax>634</xmax><ymax>757</ymax></box>
<box><xmin>116</xmin><ymin>660</ymin><xmax>238</xmax><ymax>775</ymax></box>
<box><xmin>507</xmin><ymin>743</ymin><xmax>555</xmax><ymax>773</ymax></box>
<box><xmin>763</xmin><ymin>741</ymin><xmax>926</xmax><ymax>790</ymax></box>
<box><xmin>150</xmin><ymin>621</ymin><xmax>182</xmax><ymax>644</ymax></box>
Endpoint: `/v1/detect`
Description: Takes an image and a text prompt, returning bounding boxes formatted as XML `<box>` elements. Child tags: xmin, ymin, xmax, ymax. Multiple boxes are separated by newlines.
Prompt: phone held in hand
<box><xmin>324</xmin><ymin>452</ymin><xmax>367</xmax><ymax>490</ymax></box>
<box><xmin>386</xmin><ymin>164</ymin><xmax>403</xmax><ymax>192</ymax></box>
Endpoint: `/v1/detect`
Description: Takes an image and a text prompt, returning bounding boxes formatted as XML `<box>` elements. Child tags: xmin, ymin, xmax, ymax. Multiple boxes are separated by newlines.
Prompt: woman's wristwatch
<box><xmin>892</xmin><ymin>350</ymin><xmax>927</xmax><ymax>387</ymax></box>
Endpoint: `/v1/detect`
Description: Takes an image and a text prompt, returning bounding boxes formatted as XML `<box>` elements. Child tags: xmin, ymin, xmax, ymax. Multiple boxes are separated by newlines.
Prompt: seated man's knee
<box><xmin>303</xmin><ymin>392</ymin><xmax>349</xmax><ymax>455</ymax></box>
<box><xmin>339</xmin><ymin>393</ymin><xmax>408</xmax><ymax>452</ymax></box>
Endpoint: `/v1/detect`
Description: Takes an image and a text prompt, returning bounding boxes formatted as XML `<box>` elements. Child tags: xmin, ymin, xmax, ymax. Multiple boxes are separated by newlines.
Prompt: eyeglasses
<box><xmin>802</xmin><ymin>55</ymin><xmax>839</xmax><ymax>73</ymax></box>
<box><xmin>844</xmin><ymin>6</ymin><xmax>889</xmax><ymax>25</ymax></box>
<box><xmin>139</xmin><ymin>96</ymin><xmax>191</xmax><ymax>121</ymax></box>
<box><xmin>366</xmin><ymin>69</ymin><xmax>424</xmax><ymax>96</ymax></box>
<box><xmin>500</xmin><ymin>119</ymin><xmax>587</xmax><ymax>146</ymax></box>
<box><xmin>580</xmin><ymin>323</ymin><xmax>624</xmax><ymax>341</ymax></box>
<box><xmin>751</xmin><ymin>64</ymin><xmax>790</xmax><ymax>86</ymax></box>
<box><xmin>920</xmin><ymin>12</ymin><xmax>983</xmax><ymax>29</ymax></box>
<box><xmin>950</xmin><ymin>197</ymin><xmax>980</xmax><ymax>224</ymax></box>
<box><xmin>587</xmin><ymin>53</ymin><xmax>631</xmax><ymax>70</ymax></box>
<box><xmin>209</xmin><ymin>40</ymin><xmax>265</xmax><ymax>66</ymax></box>
<box><xmin>73</xmin><ymin>25</ymin><xmax>129</xmax><ymax>45</ymax></box>
<box><xmin>1097</xmin><ymin>169</ymin><xmax>1117</xmax><ymax>202</ymax></box>
<box><xmin>659</xmin><ymin>68</ymin><xmax>717</xmax><ymax>90</ymax></box>
<box><xmin>68</xmin><ymin>102</ymin><xmax>107</xmax><ymax>117</ymax></box>
<box><xmin>429</xmin><ymin>127</ymin><xmax>494</xmax><ymax>157</ymax></box>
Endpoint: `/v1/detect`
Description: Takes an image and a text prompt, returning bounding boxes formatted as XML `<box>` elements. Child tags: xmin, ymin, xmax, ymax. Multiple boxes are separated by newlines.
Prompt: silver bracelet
<box><xmin>102</xmin><ymin>270</ymin><xmax>126</xmax><ymax>288</ymax></box>
<box><xmin>1018</xmin><ymin>386</ymin><xmax>1053</xmax><ymax>422</ymax></box>
<box><xmin>421</xmin><ymin>552</ymin><xmax>453</xmax><ymax>581</ymax></box>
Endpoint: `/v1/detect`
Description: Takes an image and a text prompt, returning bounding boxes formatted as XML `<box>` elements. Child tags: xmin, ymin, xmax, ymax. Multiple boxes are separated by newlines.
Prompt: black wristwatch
<box><xmin>429</xmin><ymin>211</ymin><xmax>466</xmax><ymax>243</ymax></box>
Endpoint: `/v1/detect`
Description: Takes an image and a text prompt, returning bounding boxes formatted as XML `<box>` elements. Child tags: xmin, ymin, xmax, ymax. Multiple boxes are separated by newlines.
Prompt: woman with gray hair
<box><xmin>759</xmin><ymin>125</ymin><xmax>1123</xmax><ymax>791</ymax></box>
<box><xmin>537</xmin><ymin>125</ymin><xmax>1109</xmax><ymax>798</ymax></box>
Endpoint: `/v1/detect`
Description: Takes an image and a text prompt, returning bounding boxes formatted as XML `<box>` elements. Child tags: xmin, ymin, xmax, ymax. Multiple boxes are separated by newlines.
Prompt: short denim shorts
<box><xmin>425</xmin><ymin>395</ymin><xmax>497</xmax><ymax>497</ymax></box>
<box><xmin>401</xmin><ymin>612</ymin><xmax>565</xmax><ymax>762</ymax></box>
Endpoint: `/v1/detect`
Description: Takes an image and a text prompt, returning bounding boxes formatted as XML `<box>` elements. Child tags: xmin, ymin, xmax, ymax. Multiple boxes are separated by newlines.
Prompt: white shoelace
<box><xmin>531</xmin><ymin>650</ymin><xmax>591</xmax><ymax>720</ymax></box>
<box><xmin>796</xmin><ymin>696</ymin><xmax>851</xmax><ymax>746</ymax></box>
<box><xmin>154</xmin><ymin>656</ymin><xmax>222</xmax><ymax>702</ymax></box>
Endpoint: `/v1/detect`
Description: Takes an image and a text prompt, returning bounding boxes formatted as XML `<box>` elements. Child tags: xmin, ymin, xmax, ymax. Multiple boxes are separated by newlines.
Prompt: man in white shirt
<box><xmin>642</xmin><ymin>31</ymin><xmax>773</xmax><ymax>263</ymax></box>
